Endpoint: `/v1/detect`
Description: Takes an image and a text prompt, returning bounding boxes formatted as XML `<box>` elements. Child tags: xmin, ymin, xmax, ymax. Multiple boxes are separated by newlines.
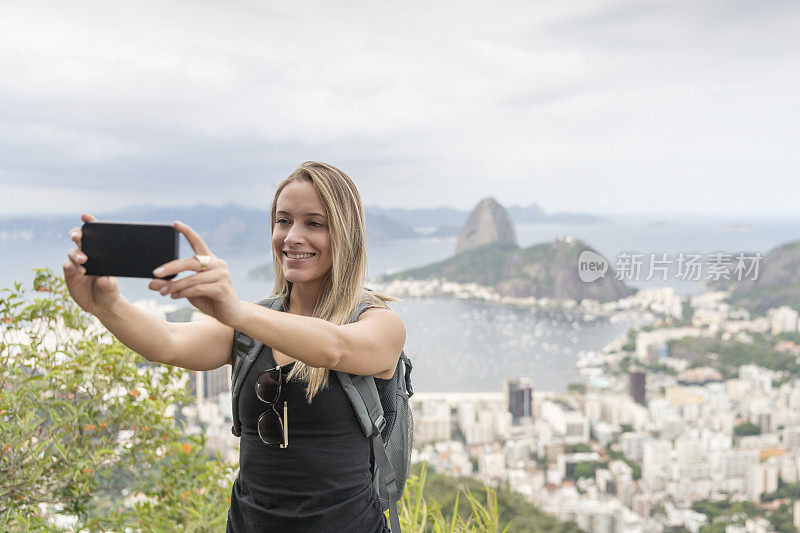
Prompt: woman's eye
<box><xmin>277</xmin><ymin>219</ymin><xmax>290</xmax><ymax>225</ymax></box>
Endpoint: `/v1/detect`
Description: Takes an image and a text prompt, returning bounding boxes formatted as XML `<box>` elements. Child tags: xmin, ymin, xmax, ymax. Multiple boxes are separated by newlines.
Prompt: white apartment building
<box><xmin>541</xmin><ymin>400</ymin><xmax>590</xmax><ymax>443</ymax></box>
<box><xmin>559</xmin><ymin>498</ymin><xmax>646</xmax><ymax>533</ymax></box>
<box><xmin>739</xmin><ymin>365</ymin><xmax>774</xmax><ymax>394</ymax></box>
<box><xmin>768</xmin><ymin>306</ymin><xmax>800</xmax><ymax>334</ymax></box>
<box><xmin>643</xmin><ymin>439</ymin><xmax>672</xmax><ymax>492</ymax></box>
<box><xmin>747</xmin><ymin>461</ymin><xmax>779</xmax><ymax>502</ymax></box>
<box><xmin>714</xmin><ymin>448</ymin><xmax>759</xmax><ymax>479</ymax></box>
<box><xmin>621</xmin><ymin>432</ymin><xmax>647</xmax><ymax>462</ymax></box>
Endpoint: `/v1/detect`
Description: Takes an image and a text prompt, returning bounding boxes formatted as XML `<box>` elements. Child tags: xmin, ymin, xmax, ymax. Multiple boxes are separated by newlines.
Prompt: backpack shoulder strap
<box><xmin>334</xmin><ymin>300</ymin><xmax>386</xmax><ymax>437</ymax></box>
<box><xmin>337</xmin><ymin>372</ymin><xmax>401</xmax><ymax>533</ymax></box>
<box><xmin>230</xmin><ymin>295</ymin><xmax>285</xmax><ymax>437</ymax></box>
<box><xmin>333</xmin><ymin>300</ymin><xmax>403</xmax><ymax>533</ymax></box>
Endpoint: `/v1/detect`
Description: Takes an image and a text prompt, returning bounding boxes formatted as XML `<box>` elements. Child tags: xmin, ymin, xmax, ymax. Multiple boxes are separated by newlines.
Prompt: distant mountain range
<box><xmin>368</xmin><ymin>203</ymin><xmax>609</xmax><ymax>231</ymax></box>
<box><xmin>0</xmin><ymin>202</ymin><xmax>609</xmax><ymax>249</ymax></box>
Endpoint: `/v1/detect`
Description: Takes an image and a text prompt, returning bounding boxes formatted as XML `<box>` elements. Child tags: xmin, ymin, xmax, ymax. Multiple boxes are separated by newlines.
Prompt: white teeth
<box><xmin>286</xmin><ymin>252</ymin><xmax>314</xmax><ymax>259</ymax></box>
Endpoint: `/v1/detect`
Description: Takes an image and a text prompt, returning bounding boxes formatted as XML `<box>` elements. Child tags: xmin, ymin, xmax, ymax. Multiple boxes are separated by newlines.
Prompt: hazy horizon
<box><xmin>3</xmin><ymin>200</ymin><xmax>800</xmax><ymax>224</ymax></box>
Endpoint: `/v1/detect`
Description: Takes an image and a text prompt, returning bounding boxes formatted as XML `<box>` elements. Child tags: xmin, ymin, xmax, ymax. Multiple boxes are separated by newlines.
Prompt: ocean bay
<box><xmin>5</xmin><ymin>214</ymin><xmax>800</xmax><ymax>392</ymax></box>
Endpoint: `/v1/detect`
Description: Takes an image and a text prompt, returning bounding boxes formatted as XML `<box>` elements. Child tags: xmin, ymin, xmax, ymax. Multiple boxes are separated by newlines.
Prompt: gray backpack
<box><xmin>230</xmin><ymin>295</ymin><xmax>414</xmax><ymax>533</ymax></box>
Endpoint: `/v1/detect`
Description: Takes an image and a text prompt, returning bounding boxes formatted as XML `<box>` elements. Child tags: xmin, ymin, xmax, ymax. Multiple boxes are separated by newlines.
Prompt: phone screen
<box><xmin>81</xmin><ymin>221</ymin><xmax>179</xmax><ymax>279</ymax></box>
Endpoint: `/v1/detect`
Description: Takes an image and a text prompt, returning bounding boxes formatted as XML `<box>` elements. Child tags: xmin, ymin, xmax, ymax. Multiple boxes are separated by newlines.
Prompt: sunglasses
<box><xmin>255</xmin><ymin>365</ymin><xmax>288</xmax><ymax>448</ymax></box>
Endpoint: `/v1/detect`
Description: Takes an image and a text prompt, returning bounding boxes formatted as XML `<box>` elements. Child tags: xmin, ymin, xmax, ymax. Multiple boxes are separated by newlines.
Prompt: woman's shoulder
<box><xmin>360</xmin><ymin>287</ymin><xmax>401</xmax><ymax>308</ymax></box>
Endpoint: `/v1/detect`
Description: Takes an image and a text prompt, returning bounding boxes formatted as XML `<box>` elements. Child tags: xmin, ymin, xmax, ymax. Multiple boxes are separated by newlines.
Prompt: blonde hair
<box><xmin>268</xmin><ymin>161</ymin><xmax>400</xmax><ymax>403</ymax></box>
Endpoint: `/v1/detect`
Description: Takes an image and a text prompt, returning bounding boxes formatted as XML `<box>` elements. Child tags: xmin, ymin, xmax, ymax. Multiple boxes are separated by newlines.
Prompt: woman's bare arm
<box><xmin>231</xmin><ymin>303</ymin><xmax>405</xmax><ymax>376</ymax></box>
<box><xmin>95</xmin><ymin>296</ymin><xmax>234</xmax><ymax>371</ymax></box>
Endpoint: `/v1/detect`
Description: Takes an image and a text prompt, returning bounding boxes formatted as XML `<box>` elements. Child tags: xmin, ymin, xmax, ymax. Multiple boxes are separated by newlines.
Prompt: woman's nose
<box><xmin>284</xmin><ymin>224</ymin><xmax>303</xmax><ymax>244</ymax></box>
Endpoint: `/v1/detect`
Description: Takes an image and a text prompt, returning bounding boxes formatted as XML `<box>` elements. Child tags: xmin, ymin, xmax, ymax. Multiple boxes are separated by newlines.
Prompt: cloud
<box><xmin>0</xmin><ymin>0</ymin><xmax>798</xmax><ymax>216</ymax></box>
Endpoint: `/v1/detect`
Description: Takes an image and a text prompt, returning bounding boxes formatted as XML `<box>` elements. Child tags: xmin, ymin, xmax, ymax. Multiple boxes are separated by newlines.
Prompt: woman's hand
<box><xmin>148</xmin><ymin>221</ymin><xmax>246</xmax><ymax>327</ymax></box>
<box><xmin>62</xmin><ymin>213</ymin><xmax>122</xmax><ymax>315</ymax></box>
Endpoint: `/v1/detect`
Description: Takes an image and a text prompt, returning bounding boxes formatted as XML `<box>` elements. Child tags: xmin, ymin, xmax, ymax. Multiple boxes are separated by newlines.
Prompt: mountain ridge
<box><xmin>381</xmin><ymin>238</ymin><xmax>635</xmax><ymax>302</ymax></box>
<box><xmin>0</xmin><ymin>202</ymin><xmax>611</xmax><ymax>248</ymax></box>
<box><xmin>709</xmin><ymin>240</ymin><xmax>800</xmax><ymax>315</ymax></box>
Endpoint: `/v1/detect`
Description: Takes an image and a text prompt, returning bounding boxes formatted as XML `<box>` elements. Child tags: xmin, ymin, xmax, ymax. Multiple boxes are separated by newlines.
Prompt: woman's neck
<box><xmin>287</xmin><ymin>282</ymin><xmax>322</xmax><ymax>316</ymax></box>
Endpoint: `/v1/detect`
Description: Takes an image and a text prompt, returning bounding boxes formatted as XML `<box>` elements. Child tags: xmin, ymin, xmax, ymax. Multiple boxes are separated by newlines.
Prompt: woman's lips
<box><xmin>283</xmin><ymin>251</ymin><xmax>316</xmax><ymax>263</ymax></box>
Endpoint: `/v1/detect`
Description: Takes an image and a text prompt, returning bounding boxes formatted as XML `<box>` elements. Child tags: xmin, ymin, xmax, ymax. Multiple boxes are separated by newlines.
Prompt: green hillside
<box><xmin>709</xmin><ymin>241</ymin><xmax>800</xmax><ymax>315</ymax></box>
<box><xmin>382</xmin><ymin>239</ymin><xmax>634</xmax><ymax>302</ymax></box>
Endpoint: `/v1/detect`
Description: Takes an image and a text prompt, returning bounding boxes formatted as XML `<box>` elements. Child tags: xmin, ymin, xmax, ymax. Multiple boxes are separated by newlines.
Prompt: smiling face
<box><xmin>271</xmin><ymin>180</ymin><xmax>333</xmax><ymax>285</ymax></box>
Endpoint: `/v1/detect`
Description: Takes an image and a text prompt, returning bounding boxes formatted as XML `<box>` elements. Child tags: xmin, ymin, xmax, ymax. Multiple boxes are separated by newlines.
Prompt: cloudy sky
<box><xmin>1</xmin><ymin>0</ymin><xmax>798</xmax><ymax>218</ymax></box>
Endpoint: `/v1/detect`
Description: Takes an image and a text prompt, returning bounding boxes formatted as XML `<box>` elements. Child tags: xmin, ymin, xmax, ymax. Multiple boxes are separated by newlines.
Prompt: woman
<box><xmin>63</xmin><ymin>161</ymin><xmax>406</xmax><ymax>532</ymax></box>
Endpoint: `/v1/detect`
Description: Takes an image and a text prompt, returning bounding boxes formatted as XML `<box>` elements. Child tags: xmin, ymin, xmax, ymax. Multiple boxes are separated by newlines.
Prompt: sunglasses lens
<box><xmin>256</xmin><ymin>368</ymin><xmax>282</xmax><ymax>404</ymax></box>
<box><xmin>258</xmin><ymin>408</ymin><xmax>284</xmax><ymax>445</ymax></box>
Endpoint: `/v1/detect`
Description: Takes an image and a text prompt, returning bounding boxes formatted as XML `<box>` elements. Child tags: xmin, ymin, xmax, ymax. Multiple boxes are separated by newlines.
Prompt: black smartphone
<box><xmin>81</xmin><ymin>221</ymin><xmax>179</xmax><ymax>279</ymax></box>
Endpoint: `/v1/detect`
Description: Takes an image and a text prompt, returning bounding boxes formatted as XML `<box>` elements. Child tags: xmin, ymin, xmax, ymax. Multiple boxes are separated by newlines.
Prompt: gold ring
<box><xmin>195</xmin><ymin>255</ymin><xmax>211</xmax><ymax>270</ymax></box>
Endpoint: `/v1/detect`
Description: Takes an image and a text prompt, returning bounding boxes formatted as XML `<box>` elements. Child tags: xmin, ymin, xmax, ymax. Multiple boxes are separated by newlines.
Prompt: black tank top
<box><xmin>227</xmin><ymin>340</ymin><xmax>392</xmax><ymax>532</ymax></box>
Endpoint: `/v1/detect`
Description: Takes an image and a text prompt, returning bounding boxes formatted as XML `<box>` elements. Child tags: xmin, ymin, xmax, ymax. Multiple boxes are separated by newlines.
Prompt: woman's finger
<box><xmin>68</xmin><ymin>248</ymin><xmax>88</xmax><ymax>265</ymax></box>
<box><xmin>173</xmin><ymin>221</ymin><xmax>211</xmax><ymax>257</ymax></box>
<box><xmin>63</xmin><ymin>258</ymin><xmax>85</xmax><ymax>276</ymax></box>
<box><xmin>159</xmin><ymin>270</ymin><xmax>219</xmax><ymax>295</ymax></box>
<box><xmin>148</xmin><ymin>279</ymin><xmax>169</xmax><ymax>291</ymax></box>
<box><xmin>153</xmin><ymin>255</ymin><xmax>217</xmax><ymax>279</ymax></box>
<box><xmin>172</xmin><ymin>284</ymin><xmax>213</xmax><ymax>300</ymax></box>
<box><xmin>70</xmin><ymin>213</ymin><xmax>96</xmax><ymax>247</ymax></box>
<box><xmin>68</xmin><ymin>227</ymin><xmax>81</xmax><ymax>243</ymax></box>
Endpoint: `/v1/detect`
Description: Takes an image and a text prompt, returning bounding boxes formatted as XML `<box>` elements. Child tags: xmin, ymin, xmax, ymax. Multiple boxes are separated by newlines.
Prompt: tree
<box><xmin>566</xmin><ymin>443</ymin><xmax>592</xmax><ymax>453</ymax></box>
<box><xmin>571</xmin><ymin>462</ymin><xmax>603</xmax><ymax>480</ymax></box>
<box><xmin>733</xmin><ymin>421</ymin><xmax>761</xmax><ymax>436</ymax></box>
<box><xmin>0</xmin><ymin>268</ymin><xmax>235</xmax><ymax>530</ymax></box>
<box><xmin>767</xmin><ymin>502</ymin><xmax>797</xmax><ymax>533</ymax></box>
<box><xmin>566</xmin><ymin>383</ymin><xmax>586</xmax><ymax>394</ymax></box>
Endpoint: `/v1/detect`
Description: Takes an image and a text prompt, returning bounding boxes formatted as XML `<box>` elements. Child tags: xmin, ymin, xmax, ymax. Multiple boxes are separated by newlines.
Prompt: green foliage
<box><xmin>566</xmin><ymin>383</ymin><xmax>586</xmax><ymax>394</ymax></box>
<box><xmin>680</xmin><ymin>300</ymin><xmax>694</xmax><ymax>325</ymax></box>
<box><xmin>565</xmin><ymin>443</ymin><xmax>592</xmax><ymax>453</ymax></box>
<box><xmin>692</xmin><ymin>498</ymin><xmax>759</xmax><ymax>527</ymax></box>
<box><xmin>772</xmin><ymin>331</ymin><xmax>800</xmax><ymax>344</ymax></box>
<box><xmin>621</xmin><ymin>329</ymin><xmax>636</xmax><ymax>352</ymax></box>
<box><xmin>698</xmin><ymin>522</ymin><xmax>733</xmax><ymax>533</ymax></box>
<box><xmin>384</xmin><ymin>241</ymin><xmax>519</xmax><ymax>286</ymax></box>
<box><xmin>762</xmin><ymin>479</ymin><xmax>800</xmax><ymax>502</ymax></box>
<box><xmin>398</xmin><ymin>463</ymin><xmax>510</xmax><ymax>533</ymax></box>
<box><xmin>0</xmin><ymin>269</ymin><xmax>235</xmax><ymax>531</ymax></box>
<box><xmin>668</xmin><ymin>336</ymin><xmax>800</xmax><ymax>378</ymax></box>
<box><xmin>619</xmin><ymin>424</ymin><xmax>634</xmax><ymax>433</ymax></box>
<box><xmin>570</xmin><ymin>461</ymin><xmax>604</xmax><ymax>480</ymax></box>
<box><xmin>604</xmin><ymin>445</ymin><xmax>641</xmax><ymax>480</ymax></box>
<box><xmin>731</xmin><ymin>500</ymin><xmax>759</xmax><ymax>517</ymax></box>
<box><xmin>733</xmin><ymin>421</ymin><xmax>761</xmax><ymax>436</ymax></box>
<box><xmin>691</xmin><ymin>499</ymin><xmax>725</xmax><ymax>521</ymax></box>
<box><xmin>767</xmin><ymin>502</ymin><xmax>796</xmax><ymax>533</ymax></box>
<box><xmin>400</xmin><ymin>463</ymin><xmax>581</xmax><ymax>532</ymax></box>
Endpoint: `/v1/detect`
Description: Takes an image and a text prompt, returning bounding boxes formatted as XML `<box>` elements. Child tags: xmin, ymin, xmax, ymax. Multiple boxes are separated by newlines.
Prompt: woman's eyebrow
<box><xmin>277</xmin><ymin>210</ymin><xmax>327</xmax><ymax>218</ymax></box>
